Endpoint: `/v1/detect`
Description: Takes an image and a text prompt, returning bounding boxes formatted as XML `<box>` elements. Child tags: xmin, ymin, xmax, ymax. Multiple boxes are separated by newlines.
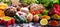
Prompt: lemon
<box><xmin>40</xmin><ymin>19</ymin><xmax>48</xmax><ymax>25</ymax></box>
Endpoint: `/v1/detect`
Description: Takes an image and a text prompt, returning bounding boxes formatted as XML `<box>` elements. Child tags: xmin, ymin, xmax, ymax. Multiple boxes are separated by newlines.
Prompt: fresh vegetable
<box><xmin>30</xmin><ymin>4</ymin><xmax>44</xmax><ymax>15</ymax></box>
<box><xmin>0</xmin><ymin>0</ymin><xmax>11</xmax><ymax>5</ymax></box>
<box><xmin>53</xmin><ymin>0</ymin><xmax>59</xmax><ymax>4</ymax></box>
<box><xmin>53</xmin><ymin>4</ymin><xmax>60</xmax><ymax>15</ymax></box>
<box><xmin>0</xmin><ymin>3</ymin><xmax>7</xmax><ymax>10</ymax></box>
<box><xmin>0</xmin><ymin>16</ymin><xmax>15</xmax><ymax>27</ymax></box>
<box><xmin>37</xmin><ymin>0</ymin><xmax>42</xmax><ymax>4</ymax></box>
<box><xmin>30</xmin><ymin>10</ymin><xmax>36</xmax><ymax>15</ymax></box>
<box><xmin>14</xmin><ymin>13</ymin><xmax>28</xmax><ymax>23</ymax></box>
<box><xmin>37</xmin><ymin>0</ymin><xmax>53</xmax><ymax>9</ymax></box>
<box><xmin>27</xmin><ymin>13</ymin><xmax>33</xmax><ymax>22</ymax></box>
<box><xmin>20</xmin><ymin>7</ymin><xmax>29</xmax><ymax>14</ymax></box>
<box><xmin>30</xmin><ymin>4</ymin><xmax>44</xmax><ymax>10</ymax></box>
<box><xmin>33</xmin><ymin>14</ymin><xmax>39</xmax><ymax>22</ymax></box>
<box><xmin>14</xmin><ymin>15</ymin><xmax>20</xmax><ymax>23</ymax></box>
<box><xmin>42</xmin><ymin>9</ymin><xmax>48</xmax><ymax>15</ymax></box>
<box><xmin>16</xmin><ymin>11</ymin><xmax>27</xmax><ymax>17</ymax></box>
<box><xmin>41</xmin><ymin>15</ymin><xmax>50</xmax><ymax>20</ymax></box>
<box><xmin>0</xmin><ymin>10</ymin><xmax>5</xmax><ymax>17</ymax></box>
<box><xmin>2</xmin><ymin>16</ymin><xmax>11</xmax><ymax>21</ymax></box>
<box><xmin>20</xmin><ymin>0</ymin><xmax>36</xmax><ymax>5</ymax></box>
<box><xmin>48</xmin><ymin>20</ymin><xmax>59</xmax><ymax>26</ymax></box>
<box><xmin>52</xmin><ymin>14</ymin><xmax>60</xmax><ymax>19</ymax></box>
<box><xmin>49</xmin><ymin>4</ymin><xmax>60</xmax><ymax>15</ymax></box>
<box><xmin>37</xmin><ymin>14</ymin><xmax>42</xmax><ymax>17</ymax></box>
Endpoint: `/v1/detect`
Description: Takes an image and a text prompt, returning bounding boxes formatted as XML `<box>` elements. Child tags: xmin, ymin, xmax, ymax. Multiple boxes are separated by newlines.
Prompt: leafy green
<box><xmin>42</xmin><ymin>9</ymin><xmax>48</xmax><ymax>15</ymax></box>
<box><xmin>37</xmin><ymin>0</ymin><xmax>42</xmax><ymax>4</ymax></box>
<box><xmin>19</xmin><ymin>0</ymin><xmax>36</xmax><ymax>5</ymax></box>
<box><xmin>0</xmin><ymin>0</ymin><xmax>11</xmax><ymax>5</ymax></box>
<box><xmin>37</xmin><ymin>0</ymin><xmax>54</xmax><ymax>9</ymax></box>
<box><xmin>37</xmin><ymin>14</ymin><xmax>42</xmax><ymax>16</ymax></box>
<box><xmin>53</xmin><ymin>0</ymin><xmax>59</xmax><ymax>4</ymax></box>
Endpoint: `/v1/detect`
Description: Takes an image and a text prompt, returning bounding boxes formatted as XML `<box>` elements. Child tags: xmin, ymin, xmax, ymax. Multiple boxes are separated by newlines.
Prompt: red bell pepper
<box><xmin>49</xmin><ymin>4</ymin><xmax>60</xmax><ymax>15</ymax></box>
<box><xmin>5</xmin><ymin>18</ymin><xmax>15</xmax><ymax>27</ymax></box>
<box><xmin>0</xmin><ymin>16</ymin><xmax>15</xmax><ymax>27</ymax></box>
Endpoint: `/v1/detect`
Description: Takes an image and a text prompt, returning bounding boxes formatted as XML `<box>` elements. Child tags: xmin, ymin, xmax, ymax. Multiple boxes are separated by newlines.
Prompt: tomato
<box><xmin>39</xmin><ymin>9</ymin><xmax>44</xmax><ymax>14</ymax></box>
<box><xmin>30</xmin><ymin>10</ymin><xmax>35</xmax><ymax>15</ymax></box>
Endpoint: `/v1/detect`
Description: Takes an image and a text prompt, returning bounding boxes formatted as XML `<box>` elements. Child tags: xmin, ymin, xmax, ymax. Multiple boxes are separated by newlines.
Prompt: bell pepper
<box><xmin>52</xmin><ymin>14</ymin><xmax>60</xmax><ymax>19</ymax></box>
<box><xmin>0</xmin><ymin>16</ymin><xmax>15</xmax><ymax>27</ymax></box>
<box><xmin>49</xmin><ymin>4</ymin><xmax>60</xmax><ymax>16</ymax></box>
<box><xmin>53</xmin><ymin>4</ymin><xmax>60</xmax><ymax>15</ymax></box>
<box><xmin>41</xmin><ymin>15</ymin><xmax>50</xmax><ymax>20</ymax></box>
<box><xmin>0</xmin><ymin>3</ymin><xmax>7</xmax><ymax>10</ymax></box>
<box><xmin>0</xmin><ymin>18</ymin><xmax>4</xmax><ymax>24</ymax></box>
<box><xmin>0</xmin><ymin>10</ymin><xmax>5</xmax><ymax>17</ymax></box>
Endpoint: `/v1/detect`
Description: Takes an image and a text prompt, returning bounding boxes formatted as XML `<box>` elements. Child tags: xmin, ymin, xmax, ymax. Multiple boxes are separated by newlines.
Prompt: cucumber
<box><xmin>14</xmin><ymin>15</ymin><xmax>28</xmax><ymax>23</ymax></box>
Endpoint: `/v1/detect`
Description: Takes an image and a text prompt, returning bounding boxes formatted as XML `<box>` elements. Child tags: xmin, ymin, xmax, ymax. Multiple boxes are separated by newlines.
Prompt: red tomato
<box><xmin>39</xmin><ymin>9</ymin><xmax>44</xmax><ymax>14</ymax></box>
<box><xmin>34</xmin><ymin>10</ymin><xmax>40</xmax><ymax>14</ymax></box>
<box><xmin>30</xmin><ymin>10</ymin><xmax>35</xmax><ymax>15</ymax></box>
<box><xmin>11</xmin><ymin>18</ymin><xmax>15</xmax><ymax>24</ymax></box>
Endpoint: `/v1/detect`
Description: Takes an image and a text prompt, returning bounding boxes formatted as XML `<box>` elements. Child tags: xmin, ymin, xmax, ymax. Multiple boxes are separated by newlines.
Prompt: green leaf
<box><xmin>43</xmin><ymin>9</ymin><xmax>48</xmax><ymax>15</ymax></box>
<box><xmin>53</xmin><ymin>0</ymin><xmax>59</xmax><ymax>4</ymax></box>
<box><xmin>37</xmin><ymin>14</ymin><xmax>42</xmax><ymax>16</ymax></box>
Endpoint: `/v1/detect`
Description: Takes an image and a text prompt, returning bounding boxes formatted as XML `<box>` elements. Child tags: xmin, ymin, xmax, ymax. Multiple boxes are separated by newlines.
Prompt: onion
<box><xmin>33</xmin><ymin>14</ymin><xmax>39</xmax><ymax>22</ymax></box>
<box><xmin>26</xmin><ymin>13</ymin><xmax>33</xmax><ymax>22</ymax></box>
<box><xmin>16</xmin><ymin>11</ymin><xmax>27</xmax><ymax>17</ymax></box>
<box><xmin>20</xmin><ymin>7</ymin><xmax>29</xmax><ymax>14</ymax></box>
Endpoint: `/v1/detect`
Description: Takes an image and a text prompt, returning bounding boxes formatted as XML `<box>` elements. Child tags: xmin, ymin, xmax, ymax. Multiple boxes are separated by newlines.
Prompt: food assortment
<box><xmin>0</xmin><ymin>0</ymin><xmax>60</xmax><ymax>27</ymax></box>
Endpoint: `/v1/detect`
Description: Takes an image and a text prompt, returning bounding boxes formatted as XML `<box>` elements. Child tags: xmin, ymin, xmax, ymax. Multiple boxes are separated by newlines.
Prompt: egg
<box><xmin>27</xmin><ymin>13</ymin><xmax>33</xmax><ymax>22</ymax></box>
<box><xmin>33</xmin><ymin>14</ymin><xmax>39</xmax><ymax>22</ymax></box>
